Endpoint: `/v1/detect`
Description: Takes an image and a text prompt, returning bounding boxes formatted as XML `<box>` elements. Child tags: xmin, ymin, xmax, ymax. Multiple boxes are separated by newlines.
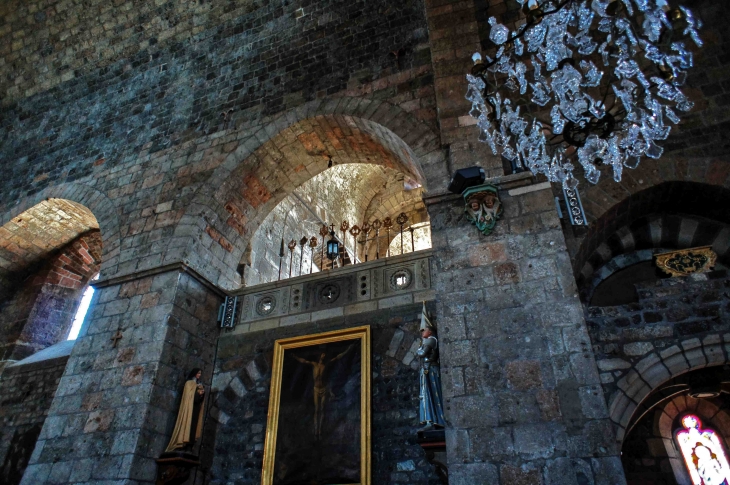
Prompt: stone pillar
<box><xmin>425</xmin><ymin>0</ymin><xmax>503</xmax><ymax>177</ymax></box>
<box><xmin>427</xmin><ymin>176</ymin><xmax>626</xmax><ymax>484</ymax></box>
<box><xmin>19</xmin><ymin>267</ymin><xmax>223</xmax><ymax>484</ymax></box>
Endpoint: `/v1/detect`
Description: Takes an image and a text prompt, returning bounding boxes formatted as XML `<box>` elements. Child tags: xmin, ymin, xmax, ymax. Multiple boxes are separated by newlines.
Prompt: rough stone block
<box><xmin>597</xmin><ymin>358</ymin><xmax>631</xmax><ymax>372</ymax></box>
<box><xmin>544</xmin><ymin>457</ymin><xmax>599</xmax><ymax>485</ymax></box>
<box><xmin>661</xmin><ymin>346</ymin><xmax>689</xmax><ymax>376</ymax></box>
<box><xmin>683</xmin><ymin>347</ymin><xmax>707</xmax><ymax>369</ymax></box>
<box><xmin>377</xmin><ymin>293</ymin><xmax>415</xmax><ymax>309</ymax></box>
<box><xmin>229</xmin><ymin>376</ymin><xmax>247</xmax><ymax>398</ymax></box>
<box><xmin>310</xmin><ymin>306</ymin><xmax>345</xmax><ymax>321</ymax></box>
<box><xmin>536</xmin><ymin>389</ymin><xmax>562</xmax><ymax>421</ymax></box>
<box><xmin>450</xmin><ymin>394</ymin><xmax>499</xmax><ymax>428</ymax></box>
<box><xmin>249</xmin><ymin>318</ymin><xmax>280</xmax><ymax>333</ymax></box>
<box><xmin>623</xmin><ymin>341</ymin><xmax>654</xmax><ymax>356</ymax></box>
<box><xmin>500</xmin><ymin>464</ymin><xmax>542</xmax><ymax>485</ymax></box>
<box><xmin>19</xmin><ymin>463</ymin><xmax>52</xmax><ymax>485</ymax></box>
<box><xmin>344</xmin><ymin>300</ymin><xmax>378</xmax><ymax>315</ymax></box>
<box><xmin>640</xmin><ymin>361</ymin><xmax>671</xmax><ymax>389</ymax></box>
<box><xmin>448</xmin><ymin>463</ymin><xmax>499</xmax><ymax>485</ymax></box>
<box><xmin>569</xmin><ymin>352</ymin><xmax>601</xmax><ymax>385</ymax></box>
<box><xmin>703</xmin><ymin>343</ymin><xmax>725</xmax><ymax>366</ymax></box>
<box><xmin>513</xmin><ymin>424</ymin><xmax>557</xmax><ymax>459</ymax></box>
<box><xmin>445</xmin><ymin>428</ymin><xmax>470</xmax><ymax>463</ymax></box>
<box><xmin>504</xmin><ymin>360</ymin><xmax>543</xmax><ymax>390</ymax></box>
<box><xmin>591</xmin><ymin>457</ymin><xmax>628</xmax><ymax>485</ymax></box>
<box><xmin>579</xmin><ymin>385</ymin><xmax>609</xmax><ymax>419</ymax></box>
<box><xmin>280</xmin><ymin>312</ymin><xmax>312</xmax><ymax>326</ymax></box>
<box><xmin>469</xmin><ymin>426</ymin><xmax>515</xmax><ymax>461</ymax></box>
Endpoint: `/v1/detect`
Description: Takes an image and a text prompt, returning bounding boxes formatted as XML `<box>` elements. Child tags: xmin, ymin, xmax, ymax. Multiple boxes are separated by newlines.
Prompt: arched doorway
<box><xmin>0</xmin><ymin>198</ymin><xmax>102</xmax><ymax>364</ymax></box>
<box><xmin>577</xmin><ymin>182</ymin><xmax>730</xmax><ymax>484</ymax></box>
<box><xmin>620</xmin><ymin>366</ymin><xmax>730</xmax><ymax>485</ymax></box>
<box><xmin>0</xmin><ymin>195</ymin><xmax>109</xmax><ymax>485</ymax></box>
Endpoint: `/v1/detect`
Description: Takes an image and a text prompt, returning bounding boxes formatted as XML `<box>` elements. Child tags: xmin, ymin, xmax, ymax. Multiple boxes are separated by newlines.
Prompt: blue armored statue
<box><xmin>417</xmin><ymin>303</ymin><xmax>446</xmax><ymax>430</ymax></box>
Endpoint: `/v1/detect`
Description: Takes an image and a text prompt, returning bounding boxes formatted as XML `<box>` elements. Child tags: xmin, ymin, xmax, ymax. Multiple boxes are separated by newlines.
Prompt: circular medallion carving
<box><xmin>318</xmin><ymin>283</ymin><xmax>340</xmax><ymax>304</ymax></box>
<box><xmin>390</xmin><ymin>268</ymin><xmax>413</xmax><ymax>290</ymax></box>
<box><xmin>256</xmin><ymin>295</ymin><xmax>276</xmax><ymax>316</ymax></box>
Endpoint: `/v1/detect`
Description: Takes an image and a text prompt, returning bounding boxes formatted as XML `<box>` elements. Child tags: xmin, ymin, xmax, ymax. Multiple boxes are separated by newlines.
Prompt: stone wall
<box><xmin>0</xmin><ymin>231</ymin><xmax>102</xmax><ymax>364</ymax></box>
<box><xmin>0</xmin><ymin>356</ymin><xmax>68</xmax><ymax>485</ymax></box>
<box><xmin>207</xmin><ymin>304</ymin><xmax>442</xmax><ymax>484</ymax></box>
<box><xmin>0</xmin><ymin>0</ymin><xmax>432</xmax><ymax>205</ymax></box>
<box><xmin>427</xmin><ymin>175</ymin><xmax>624</xmax><ymax>484</ymax></box>
<box><xmin>586</xmin><ymin>269</ymin><xmax>730</xmax><ymax>442</ymax></box>
<box><xmin>19</xmin><ymin>269</ymin><xmax>222</xmax><ymax>484</ymax></box>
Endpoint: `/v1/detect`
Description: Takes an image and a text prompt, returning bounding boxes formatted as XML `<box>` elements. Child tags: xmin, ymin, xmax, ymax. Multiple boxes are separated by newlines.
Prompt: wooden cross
<box><xmin>110</xmin><ymin>330</ymin><xmax>123</xmax><ymax>348</ymax></box>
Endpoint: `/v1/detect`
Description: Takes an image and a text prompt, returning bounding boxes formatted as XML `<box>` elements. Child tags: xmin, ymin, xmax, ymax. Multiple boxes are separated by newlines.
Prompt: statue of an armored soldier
<box><xmin>417</xmin><ymin>303</ymin><xmax>446</xmax><ymax>430</ymax></box>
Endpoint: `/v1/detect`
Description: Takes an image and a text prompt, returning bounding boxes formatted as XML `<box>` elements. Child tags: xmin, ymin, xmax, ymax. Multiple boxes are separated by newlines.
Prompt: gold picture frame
<box><xmin>262</xmin><ymin>326</ymin><xmax>371</xmax><ymax>485</ymax></box>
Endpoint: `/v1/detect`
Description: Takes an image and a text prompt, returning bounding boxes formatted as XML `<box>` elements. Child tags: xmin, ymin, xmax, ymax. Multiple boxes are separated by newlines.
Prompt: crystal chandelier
<box><xmin>465</xmin><ymin>0</ymin><xmax>702</xmax><ymax>190</ymax></box>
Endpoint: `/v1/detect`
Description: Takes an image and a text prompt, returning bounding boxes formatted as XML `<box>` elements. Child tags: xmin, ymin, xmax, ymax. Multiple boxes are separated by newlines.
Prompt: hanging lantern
<box><xmin>326</xmin><ymin>225</ymin><xmax>340</xmax><ymax>261</ymax></box>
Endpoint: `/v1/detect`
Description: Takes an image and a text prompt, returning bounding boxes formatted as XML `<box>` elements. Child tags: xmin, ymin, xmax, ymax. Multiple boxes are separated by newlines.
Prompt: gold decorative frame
<box><xmin>261</xmin><ymin>326</ymin><xmax>371</xmax><ymax>485</ymax></box>
<box><xmin>655</xmin><ymin>246</ymin><xmax>717</xmax><ymax>277</ymax></box>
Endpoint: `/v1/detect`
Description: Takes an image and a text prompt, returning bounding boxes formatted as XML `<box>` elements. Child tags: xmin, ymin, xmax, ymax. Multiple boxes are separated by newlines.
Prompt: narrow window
<box><xmin>676</xmin><ymin>414</ymin><xmax>730</xmax><ymax>485</ymax></box>
<box><xmin>67</xmin><ymin>274</ymin><xmax>99</xmax><ymax>340</ymax></box>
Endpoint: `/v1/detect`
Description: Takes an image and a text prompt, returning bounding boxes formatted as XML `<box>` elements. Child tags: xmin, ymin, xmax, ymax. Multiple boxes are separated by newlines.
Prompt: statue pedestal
<box><xmin>416</xmin><ymin>428</ymin><xmax>448</xmax><ymax>484</ymax></box>
<box><xmin>155</xmin><ymin>451</ymin><xmax>200</xmax><ymax>485</ymax></box>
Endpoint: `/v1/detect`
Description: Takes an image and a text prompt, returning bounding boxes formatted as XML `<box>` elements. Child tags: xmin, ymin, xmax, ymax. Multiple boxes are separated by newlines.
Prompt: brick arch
<box><xmin>578</xmin><ymin>155</ymin><xmax>730</xmax><ymax>228</ymax></box>
<box><xmin>574</xmin><ymin>181</ymin><xmax>730</xmax><ymax>294</ymax></box>
<box><xmin>180</xmin><ymin>97</ymin><xmax>445</xmax><ymax>290</ymax></box>
<box><xmin>0</xmin><ymin>182</ymin><xmax>121</xmax><ymax>278</ymax></box>
<box><xmin>607</xmin><ymin>337</ymin><xmax>729</xmax><ymax>444</ymax></box>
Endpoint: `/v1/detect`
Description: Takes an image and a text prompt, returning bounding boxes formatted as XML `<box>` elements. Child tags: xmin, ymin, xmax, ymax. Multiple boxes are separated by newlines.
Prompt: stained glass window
<box><xmin>675</xmin><ymin>414</ymin><xmax>730</xmax><ymax>485</ymax></box>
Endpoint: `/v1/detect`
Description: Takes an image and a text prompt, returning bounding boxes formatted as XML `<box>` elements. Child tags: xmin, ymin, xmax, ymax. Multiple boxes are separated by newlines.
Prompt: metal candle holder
<box><xmin>340</xmin><ymin>220</ymin><xmax>349</xmax><ymax>265</ymax></box>
<box><xmin>383</xmin><ymin>217</ymin><xmax>393</xmax><ymax>257</ymax></box>
<box><xmin>371</xmin><ymin>219</ymin><xmax>382</xmax><ymax>260</ymax></box>
<box><xmin>309</xmin><ymin>236</ymin><xmax>318</xmax><ymax>274</ymax></box>
<box><xmin>298</xmin><ymin>236</ymin><xmax>308</xmax><ymax>276</ymax></box>
<box><xmin>349</xmin><ymin>225</ymin><xmax>361</xmax><ymax>264</ymax></box>
<box><xmin>287</xmin><ymin>239</ymin><xmax>297</xmax><ymax>278</ymax></box>
<box><xmin>278</xmin><ymin>238</ymin><xmax>285</xmax><ymax>281</ymax></box>
<box><xmin>396</xmin><ymin>212</ymin><xmax>408</xmax><ymax>255</ymax></box>
<box><xmin>319</xmin><ymin>224</ymin><xmax>329</xmax><ymax>269</ymax></box>
<box><xmin>360</xmin><ymin>222</ymin><xmax>371</xmax><ymax>262</ymax></box>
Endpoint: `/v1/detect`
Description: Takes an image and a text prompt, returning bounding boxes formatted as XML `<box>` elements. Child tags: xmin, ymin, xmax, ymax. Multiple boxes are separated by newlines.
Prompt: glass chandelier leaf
<box><xmin>465</xmin><ymin>0</ymin><xmax>702</xmax><ymax>190</ymax></box>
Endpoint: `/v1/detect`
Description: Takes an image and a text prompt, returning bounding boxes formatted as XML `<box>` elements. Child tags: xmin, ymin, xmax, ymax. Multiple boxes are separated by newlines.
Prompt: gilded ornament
<box><xmin>655</xmin><ymin>246</ymin><xmax>717</xmax><ymax>277</ymax></box>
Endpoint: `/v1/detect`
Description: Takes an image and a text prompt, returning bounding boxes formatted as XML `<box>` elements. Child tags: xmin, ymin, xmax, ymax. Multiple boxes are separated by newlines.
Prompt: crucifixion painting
<box><xmin>262</xmin><ymin>326</ymin><xmax>371</xmax><ymax>485</ymax></box>
<box><xmin>291</xmin><ymin>345</ymin><xmax>354</xmax><ymax>440</ymax></box>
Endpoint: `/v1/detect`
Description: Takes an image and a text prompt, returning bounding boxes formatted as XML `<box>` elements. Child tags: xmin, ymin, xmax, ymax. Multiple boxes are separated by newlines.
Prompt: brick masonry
<box><xmin>208</xmin><ymin>304</ymin><xmax>442</xmax><ymax>484</ymax></box>
<box><xmin>0</xmin><ymin>356</ymin><xmax>68</xmax><ymax>485</ymax></box>
<box><xmin>0</xmin><ymin>231</ymin><xmax>102</xmax><ymax>365</ymax></box>
<box><xmin>0</xmin><ymin>0</ymin><xmax>434</xmax><ymax>209</ymax></box>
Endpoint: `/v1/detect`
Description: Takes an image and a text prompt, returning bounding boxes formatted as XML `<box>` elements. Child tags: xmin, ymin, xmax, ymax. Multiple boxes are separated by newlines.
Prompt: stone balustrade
<box><xmin>225</xmin><ymin>249</ymin><xmax>434</xmax><ymax>335</ymax></box>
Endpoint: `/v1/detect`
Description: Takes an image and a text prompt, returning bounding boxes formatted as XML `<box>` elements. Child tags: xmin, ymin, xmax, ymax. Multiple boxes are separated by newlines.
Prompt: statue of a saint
<box><xmin>165</xmin><ymin>368</ymin><xmax>206</xmax><ymax>453</ymax></box>
<box><xmin>291</xmin><ymin>345</ymin><xmax>353</xmax><ymax>440</ymax></box>
<box><xmin>464</xmin><ymin>185</ymin><xmax>503</xmax><ymax>236</ymax></box>
<box><xmin>417</xmin><ymin>303</ymin><xmax>446</xmax><ymax>431</ymax></box>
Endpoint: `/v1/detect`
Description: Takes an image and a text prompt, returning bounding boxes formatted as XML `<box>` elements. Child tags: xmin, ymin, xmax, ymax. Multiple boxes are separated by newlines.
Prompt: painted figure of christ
<box><xmin>291</xmin><ymin>344</ymin><xmax>353</xmax><ymax>440</ymax></box>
